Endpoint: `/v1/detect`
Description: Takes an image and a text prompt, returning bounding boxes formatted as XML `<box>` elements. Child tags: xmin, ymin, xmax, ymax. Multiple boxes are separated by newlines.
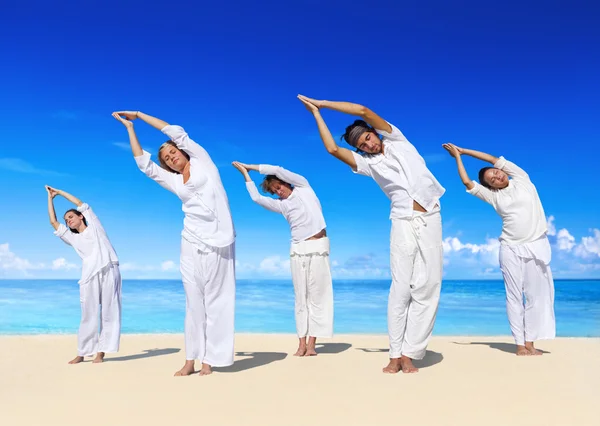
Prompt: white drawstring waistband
<box><xmin>410</xmin><ymin>214</ymin><xmax>427</xmax><ymax>238</ymax></box>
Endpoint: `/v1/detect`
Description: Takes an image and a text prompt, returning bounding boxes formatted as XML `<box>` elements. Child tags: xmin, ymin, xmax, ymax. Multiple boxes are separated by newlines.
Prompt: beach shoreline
<box><xmin>1</xmin><ymin>334</ymin><xmax>598</xmax><ymax>426</ymax></box>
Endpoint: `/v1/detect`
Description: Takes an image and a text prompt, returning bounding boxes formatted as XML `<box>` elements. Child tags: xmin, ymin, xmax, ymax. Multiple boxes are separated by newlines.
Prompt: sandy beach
<box><xmin>1</xmin><ymin>334</ymin><xmax>598</xmax><ymax>426</ymax></box>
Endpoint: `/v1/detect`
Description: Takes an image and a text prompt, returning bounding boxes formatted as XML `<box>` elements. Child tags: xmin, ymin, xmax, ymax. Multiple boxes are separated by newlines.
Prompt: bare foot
<box><xmin>382</xmin><ymin>358</ymin><xmax>402</xmax><ymax>374</ymax></box>
<box><xmin>68</xmin><ymin>356</ymin><xmax>84</xmax><ymax>364</ymax></box>
<box><xmin>199</xmin><ymin>363</ymin><xmax>212</xmax><ymax>376</ymax></box>
<box><xmin>525</xmin><ymin>342</ymin><xmax>543</xmax><ymax>356</ymax></box>
<box><xmin>294</xmin><ymin>346</ymin><xmax>307</xmax><ymax>356</ymax></box>
<box><xmin>516</xmin><ymin>345</ymin><xmax>531</xmax><ymax>356</ymax></box>
<box><xmin>399</xmin><ymin>356</ymin><xmax>419</xmax><ymax>373</ymax></box>
<box><xmin>304</xmin><ymin>347</ymin><xmax>317</xmax><ymax>357</ymax></box>
<box><xmin>305</xmin><ymin>336</ymin><xmax>317</xmax><ymax>356</ymax></box>
<box><xmin>174</xmin><ymin>360</ymin><xmax>195</xmax><ymax>376</ymax></box>
<box><xmin>92</xmin><ymin>352</ymin><xmax>105</xmax><ymax>363</ymax></box>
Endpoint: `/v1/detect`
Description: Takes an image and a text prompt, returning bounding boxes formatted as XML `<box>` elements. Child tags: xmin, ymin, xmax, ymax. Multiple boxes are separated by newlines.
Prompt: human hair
<box><xmin>158</xmin><ymin>141</ymin><xmax>190</xmax><ymax>173</ymax></box>
<box><xmin>260</xmin><ymin>175</ymin><xmax>290</xmax><ymax>195</ymax></box>
<box><xmin>64</xmin><ymin>209</ymin><xmax>87</xmax><ymax>233</ymax></box>
<box><xmin>478</xmin><ymin>167</ymin><xmax>494</xmax><ymax>189</ymax></box>
<box><xmin>340</xmin><ymin>119</ymin><xmax>379</xmax><ymax>152</ymax></box>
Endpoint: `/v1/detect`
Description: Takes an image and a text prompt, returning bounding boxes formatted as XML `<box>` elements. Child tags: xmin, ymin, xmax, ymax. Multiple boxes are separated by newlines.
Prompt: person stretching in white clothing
<box><xmin>232</xmin><ymin>161</ymin><xmax>333</xmax><ymax>357</ymax></box>
<box><xmin>298</xmin><ymin>95</ymin><xmax>445</xmax><ymax>374</ymax></box>
<box><xmin>46</xmin><ymin>186</ymin><xmax>121</xmax><ymax>364</ymax></box>
<box><xmin>113</xmin><ymin>111</ymin><xmax>236</xmax><ymax>376</ymax></box>
<box><xmin>443</xmin><ymin>143</ymin><xmax>555</xmax><ymax>356</ymax></box>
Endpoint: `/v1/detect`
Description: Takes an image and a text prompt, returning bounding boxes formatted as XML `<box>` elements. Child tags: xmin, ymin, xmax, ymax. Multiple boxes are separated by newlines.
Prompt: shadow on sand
<box><xmin>105</xmin><ymin>348</ymin><xmax>181</xmax><ymax>362</ymax></box>
<box><xmin>454</xmin><ymin>341</ymin><xmax>551</xmax><ymax>355</ymax></box>
<box><xmin>213</xmin><ymin>351</ymin><xmax>287</xmax><ymax>373</ymax></box>
<box><xmin>316</xmin><ymin>342</ymin><xmax>352</xmax><ymax>354</ymax></box>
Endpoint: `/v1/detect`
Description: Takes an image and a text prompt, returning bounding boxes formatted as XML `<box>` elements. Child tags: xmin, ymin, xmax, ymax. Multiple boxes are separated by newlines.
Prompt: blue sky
<box><xmin>1</xmin><ymin>0</ymin><xmax>599</xmax><ymax>280</ymax></box>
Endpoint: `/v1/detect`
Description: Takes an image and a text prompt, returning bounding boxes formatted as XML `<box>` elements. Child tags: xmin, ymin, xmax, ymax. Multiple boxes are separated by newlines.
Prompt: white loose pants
<box><xmin>290</xmin><ymin>237</ymin><xmax>334</xmax><ymax>338</ymax></box>
<box><xmin>499</xmin><ymin>236</ymin><xmax>555</xmax><ymax>346</ymax></box>
<box><xmin>180</xmin><ymin>238</ymin><xmax>236</xmax><ymax>367</ymax></box>
<box><xmin>78</xmin><ymin>263</ymin><xmax>122</xmax><ymax>357</ymax></box>
<box><xmin>388</xmin><ymin>209</ymin><xmax>443</xmax><ymax>360</ymax></box>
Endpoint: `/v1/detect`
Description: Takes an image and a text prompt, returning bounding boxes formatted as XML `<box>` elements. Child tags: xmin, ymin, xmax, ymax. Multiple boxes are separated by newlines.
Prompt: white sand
<box><xmin>1</xmin><ymin>334</ymin><xmax>598</xmax><ymax>426</ymax></box>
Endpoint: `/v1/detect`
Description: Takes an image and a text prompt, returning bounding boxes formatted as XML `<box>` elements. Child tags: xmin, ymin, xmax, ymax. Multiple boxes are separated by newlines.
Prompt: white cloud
<box><xmin>112</xmin><ymin>142</ymin><xmax>132</xmax><ymax>151</ymax></box>
<box><xmin>234</xmin><ymin>253</ymin><xmax>390</xmax><ymax>279</ymax></box>
<box><xmin>0</xmin><ymin>158</ymin><xmax>68</xmax><ymax>176</ymax></box>
<box><xmin>331</xmin><ymin>265</ymin><xmax>388</xmax><ymax>279</ymax></box>
<box><xmin>550</xmin><ymin>219</ymin><xmax>599</xmax><ymax>259</ymax></box>
<box><xmin>51</xmin><ymin>258</ymin><xmax>78</xmax><ymax>271</ymax></box>
<box><xmin>545</xmin><ymin>218</ymin><xmax>600</xmax><ymax>275</ymax></box>
<box><xmin>258</xmin><ymin>256</ymin><xmax>290</xmax><ymax>276</ymax></box>
<box><xmin>330</xmin><ymin>254</ymin><xmax>390</xmax><ymax>279</ymax></box>
<box><xmin>119</xmin><ymin>263</ymin><xmax>153</xmax><ymax>272</ymax></box>
<box><xmin>574</xmin><ymin>229</ymin><xmax>600</xmax><ymax>259</ymax></box>
<box><xmin>442</xmin><ymin>236</ymin><xmax>500</xmax><ymax>271</ymax></box>
<box><xmin>119</xmin><ymin>261</ymin><xmax>179</xmax><ymax>273</ymax></box>
<box><xmin>235</xmin><ymin>259</ymin><xmax>256</xmax><ymax>274</ymax></box>
<box><xmin>442</xmin><ymin>236</ymin><xmax>499</xmax><ymax>255</ymax></box>
<box><xmin>160</xmin><ymin>260</ymin><xmax>177</xmax><ymax>271</ymax></box>
<box><xmin>442</xmin><ymin>216</ymin><xmax>599</xmax><ymax>278</ymax></box>
<box><xmin>547</xmin><ymin>215</ymin><xmax>556</xmax><ymax>236</ymax></box>
<box><xmin>113</xmin><ymin>142</ymin><xmax>154</xmax><ymax>155</ymax></box>
<box><xmin>556</xmin><ymin>228</ymin><xmax>576</xmax><ymax>251</ymax></box>
<box><xmin>0</xmin><ymin>243</ymin><xmax>45</xmax><ymax>273</ymax></box>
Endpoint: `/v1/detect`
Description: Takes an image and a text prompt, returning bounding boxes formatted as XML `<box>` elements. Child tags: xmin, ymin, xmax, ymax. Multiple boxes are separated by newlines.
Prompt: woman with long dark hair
<box><xmin>46</xmin><ymin>185</ymin><xmax>121</xmax><ymax>364</ymax></box>
<box><xmin>443</xmin><ymin>142</ymin><xmax>555</xmax><ymax>355</ymax></box>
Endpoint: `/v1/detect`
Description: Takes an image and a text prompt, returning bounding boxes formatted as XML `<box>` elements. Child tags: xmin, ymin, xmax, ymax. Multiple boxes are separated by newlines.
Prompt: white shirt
<box><xmin>135</xmin><ymin>125</ymin><xmax>235</xmax><ymax>249</ymax></box>
<box><xmin>351</xmin><ymin>122</ymin><xmax>445</xmax><ymax>220</ymax></box>
<box><xmin>468</xmin><ymin>157</ymin><xmax>547</xmax><ymax>245</ymax></box>
<box><xmin>54</xmin><ymin>203</ymin><xmax>119</xmax><ymax>284</ymax></box>
<box><xmin>245</xmin><ymin>165</ymin><xmax>326</xmax><ymax>243</ymax></box>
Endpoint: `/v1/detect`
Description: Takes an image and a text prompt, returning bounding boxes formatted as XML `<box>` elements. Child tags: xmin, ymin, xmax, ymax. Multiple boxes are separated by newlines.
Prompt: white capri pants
<box><xmin>389</xmin><ymin>209</ymin><xmax>443</xmax><ymax>360</ymax></box>
<box><xmin>499</xmin><ymin>236</ymin><xmax>555</xmax><ymax>346</ymax></box>
<box><xmin>180</xmin><ymin>238</ymin><xmax>236</xmax><ymax>367</ymax></box>
<box><xmin>78</xmin><ymin>263</ymin><xmax>122</xmax><ymax>357</ymax></box>
<box><xmin>290</xmin><ymin>237</ymin><xmax>334</xmax><ymax>338</ymax></box>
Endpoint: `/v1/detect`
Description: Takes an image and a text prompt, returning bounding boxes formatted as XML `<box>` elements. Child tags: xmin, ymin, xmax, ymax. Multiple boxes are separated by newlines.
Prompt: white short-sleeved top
<box><xmin>467</xmin><ymin>157</ymin><xmax>547</xmax><ymax>245</ymax></box>
<box><xmin>351</xmin><ymin>122</ymin><xmax>445</xmax><ymax>220</ymax></box>
<box><xmin>245</xmin><ymin>165</ymin><xmax>326</xmax><ymax>243</ymax></box>
<box><xmin>135</xmin><ymin>125</ymin><xmax>235</xmax><ymax>249</ymax></box>
<box><xmin>54</xmin><ymin>203</ymin><xmax>119</xmax><ymax>284</ymax></box>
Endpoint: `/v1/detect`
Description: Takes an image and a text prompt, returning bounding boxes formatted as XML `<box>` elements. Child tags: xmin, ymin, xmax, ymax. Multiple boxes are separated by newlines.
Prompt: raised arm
<box><xmin>298</xmin><ymin>94</ymin><xmax>391</xmax><ymax>133</ymax></box>
<box><xmin>114</xmin><ymin>111</ymin><xmax>169</xmax><ymax>130</ymax></box>
<box><xmin>112</xmin><ymin>112</ymin><xmax>143</xmax><ymax>157</ymax></box>
<box><xmin>232</xmin><ymin>162</ymin><xmax>252</xmax><ymax>183</ymax></box>
<box><xmin>443</xmin><ymin>144</ymin><xmax>475</xmax><ymax>190</ymax></box>
<box><xmin>261</xmin><ymin>165</ymin><xmax>309</xmax><ymax>187</ymax></box>
<box><xmin>45</xmin><ymin>186</ymin><xmax>60</xmax><ymax>230</ymax></box>
<box><xmin>49</xmin><ymin>187</ymin><xmax>83</xmax><ymax>207</ymax></box>
<box><xmin>232</xmin><ymin>162</ymin><xmax>283</xmax><ymax>214</ymax></box>
<box><xmin>160</xmin><ymin>124</ymin><xmax>213</xmax><ymax>165</ymax></box>
<box><xmin>455</xmin><ymin>146</ymin><xmax>528</xmax><ymax>179</ymax></box>
<box><xmin>114</xmin><ymin>111</ymin><xmax>211</xmax><ymax>165</ymax></box>
<box><xmin>460</xmin><ymin>147</ymin><xmax>499</xmax><ymax>165</ymax></box>
<box><xmin>236</xmin><ymin>163</ymin><xmax>308</xmax><ymax>187</ymax></box>
<box><xmin>113</xmin><ymin>112</ymin><xmax>179</xmax><ymax>193</ymax></box>
<box><xmin>298</xmin><ymin>97</ymin><xmax>357</xmax><ymax>170</ymax></box>
<box><xmin>444</xmin><ymin>143</ymin><xmax>495</xmax><ymax>204</ymax></box>
<box><xmin>493</xmin><ymin>157</ymin><xmax>529</xmax><ymax>179</ymax></box>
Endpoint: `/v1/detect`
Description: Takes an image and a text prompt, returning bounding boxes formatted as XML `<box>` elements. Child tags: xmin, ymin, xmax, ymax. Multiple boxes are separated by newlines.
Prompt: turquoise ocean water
<box><xmin>0</xmin><ymin>279</ymin><xmax>598</xmax><ymax>336</ymax></box>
